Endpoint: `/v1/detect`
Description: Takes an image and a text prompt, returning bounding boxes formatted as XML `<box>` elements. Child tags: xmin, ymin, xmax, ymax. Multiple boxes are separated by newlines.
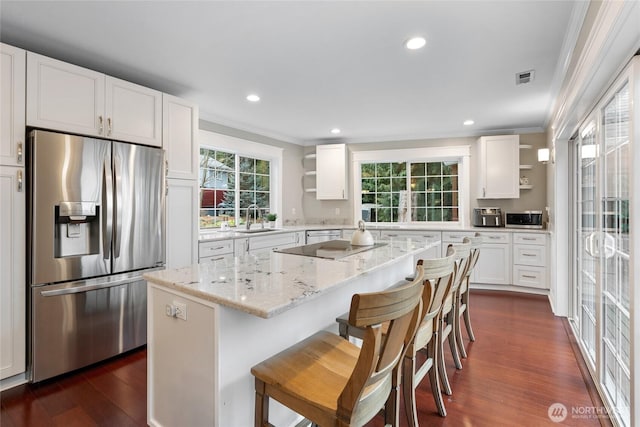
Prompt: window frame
<box><xmin>352</xmin><ymin>146</ymin><xmax>471</xmax><ymax>227</ymax></box>
<box><xmin>199</xmin><ymin>130</ymin><xmax>283</xmax><ymax>230</ymax></box>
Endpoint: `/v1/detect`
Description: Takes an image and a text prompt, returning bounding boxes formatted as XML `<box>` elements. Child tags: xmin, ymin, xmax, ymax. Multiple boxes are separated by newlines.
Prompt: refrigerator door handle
<box><xmin>102</xmin><ymin>159</ymin><xmax>113</xmax><ymax>259</ymax></box>
<box><xmin>114</xmin><ymin>155</ymin><xmax>123</xmax><ymax>259</ymax></box>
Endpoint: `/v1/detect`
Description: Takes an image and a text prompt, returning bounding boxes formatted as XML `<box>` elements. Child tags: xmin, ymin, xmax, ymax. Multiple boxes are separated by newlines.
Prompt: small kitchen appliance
<box><xmin>472</xmin><ymin>207</ymin><xmax>504</xmax><ymax>227</ymax></box>
<box><xmin>506</xmin><ymin>211</ymin><xmax>544</xmax><ymax>229</ymax></box>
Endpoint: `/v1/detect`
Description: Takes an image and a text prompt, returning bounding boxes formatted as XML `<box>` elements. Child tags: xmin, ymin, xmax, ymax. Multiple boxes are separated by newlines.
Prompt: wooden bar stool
<box><xmin>437</xmin><ymin>241</ymin><xmax>471</xmax><ymax>397</ymax></box>
<box><xmin>402</xmin><ymin>249</ymin><xmax>456</xmax><ymax>423</ymax></box>
<box><xmin>455</xmin><ymin>233</ymin><xmax>482</xmax><ymax>358</ymax></box>
<box><xmin>251</xmin><ymin>264</ymin><xmax>425</xmax><ymax>427</ymax></box>
<box><xmin>337</xmin><ymin>252</ymin><xmax>456</xmax><ymax>423</ymax></box>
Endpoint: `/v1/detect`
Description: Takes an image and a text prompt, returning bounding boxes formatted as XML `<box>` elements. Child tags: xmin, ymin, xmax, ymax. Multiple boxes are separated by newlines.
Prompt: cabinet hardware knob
<box><xmin>98</xmin><ymin>115</ymin><xmax>104</xmax><ymax>134</ymax></box>
<box><xmin>17</xmin><ymin>169</ymin><xmax>23</xmax><ymax>192</ymax></box>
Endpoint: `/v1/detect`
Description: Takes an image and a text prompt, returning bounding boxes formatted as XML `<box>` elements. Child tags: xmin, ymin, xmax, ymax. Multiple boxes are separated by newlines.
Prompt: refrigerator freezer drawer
<box><xmin>31</xmin><ymin>275</ymin><xmax>147</xmax><ymax>382</ymax></box>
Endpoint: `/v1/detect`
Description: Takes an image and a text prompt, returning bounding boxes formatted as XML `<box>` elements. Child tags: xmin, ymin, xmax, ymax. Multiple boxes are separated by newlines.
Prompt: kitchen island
<box><xmin>144</xmin><ymin>238</ymin><xmax>438</xmax><ymax>427</ymax></box>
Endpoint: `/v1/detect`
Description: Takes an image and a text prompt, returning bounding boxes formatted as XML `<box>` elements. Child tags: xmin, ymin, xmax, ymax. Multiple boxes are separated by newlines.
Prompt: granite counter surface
<box><xmin>145</xmin><ymin>239</ymin><xmax>437</xmax><ymax>319</ymax></box>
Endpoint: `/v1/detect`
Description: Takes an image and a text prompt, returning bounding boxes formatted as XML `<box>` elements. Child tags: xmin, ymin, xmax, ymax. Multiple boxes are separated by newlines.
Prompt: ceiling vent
<box><xmin>516</xmin><ymin>69</ymin><xmax>535</xmax><ymax>85</ymax></box>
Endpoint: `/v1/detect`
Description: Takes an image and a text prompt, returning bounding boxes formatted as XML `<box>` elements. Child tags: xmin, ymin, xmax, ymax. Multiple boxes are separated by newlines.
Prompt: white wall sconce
<box><xmin>538</xmin><ymin>148</ymin><xmax>550</xmax><ymax>164</ymax></box>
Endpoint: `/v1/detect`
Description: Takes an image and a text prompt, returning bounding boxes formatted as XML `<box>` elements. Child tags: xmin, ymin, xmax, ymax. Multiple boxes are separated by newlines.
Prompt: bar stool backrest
<box><xmin>340</xmin><ymin>263</ymin><xmax>425</xmax><ymax>425</ymax></box>
<box><xmin>410</xmin><ymin>249</ymin><xmax>456</xmax><ymax>353</ymax></box>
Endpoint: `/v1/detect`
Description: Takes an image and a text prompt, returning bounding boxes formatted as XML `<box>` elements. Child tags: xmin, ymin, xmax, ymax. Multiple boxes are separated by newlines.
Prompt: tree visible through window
<box><xmin>360</xmin><ymin>161</ymin><xmax>459</xmax><ymax>223</ymax></box>
<box><xmin>199</xmin><ymin>148</ymin><xmax>271</xmax><ymax>228</ymax></box>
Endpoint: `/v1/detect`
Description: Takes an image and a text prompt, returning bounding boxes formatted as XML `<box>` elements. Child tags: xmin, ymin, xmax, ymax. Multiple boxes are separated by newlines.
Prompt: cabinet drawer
<box><xmin>513</xmin><ymin>233</ymin><xmax>546</xmax><ymax>245</ymax></box>
<box><xmin>441</xmin><ymin>231</ymin><xmax>475</xmax><ymax>243</ymax></box>
<box><xmin>513</xmin><ymin>265</ymin><xmax>547</xmax><ymax>289</ymax></box>
<box><xmin>199</xmin><ymin>239</ymin><xmax>234</xmax><ymax>259</ymax></box>
<box><xmin>249</xmin><ymin>232</ymin><xmax>300</xmax><ymax>252</ymax></box>
<box><xmin>475</xmin><ymin>231</ymin><xmax>510</xmax><ymax>244</ymax></box>
<box><xmin>381</xmin><ymin>230</ymin><xmax>441</xmax><ymax>240</ymax></box>
<box><xmin>199</xmin><ymin>254</ymin><xmax>230</xmax><ymax>264</ymax></box>
<box><xmin>513</xmin><ymin>244</ymin><xmax>546</xmax><ymax>266</ymax></box>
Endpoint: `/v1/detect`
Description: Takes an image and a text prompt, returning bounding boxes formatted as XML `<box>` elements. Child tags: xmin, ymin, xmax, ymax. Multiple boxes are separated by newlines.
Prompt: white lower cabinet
<box><xmin>0</xmin><ymin>166</ymin><xmax>26</xmax><ymax>380</ymax></box>
<box><xmin>512</xmin><ymin>232</ymin><xmax>548</xmax><ymax>289</ymax></box>
<box><xmin>247</xmin><ymin>231</ymin><xmax>303</xmax><ymax>254</ymax></box>
<box><xmin>166</xmin><ymin>179</ymin><xmax>198</xmax><ymax>269</ymax></box>
<box><xmin>469</xmin><ymin>231</ymin><xmax>511</xmax><ymax>285</ymax></box>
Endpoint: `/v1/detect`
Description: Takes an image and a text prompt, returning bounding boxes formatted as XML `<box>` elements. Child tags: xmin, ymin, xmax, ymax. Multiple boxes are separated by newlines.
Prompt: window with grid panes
<box><xmin>360</xmin><ymin>161</ymin><xmax>459</xmax><ymax>223</ymax></box>
<box><xmin>199</xmin><ymin>148</ymin><xmax>271</xmax><ymax>229</ymax></box>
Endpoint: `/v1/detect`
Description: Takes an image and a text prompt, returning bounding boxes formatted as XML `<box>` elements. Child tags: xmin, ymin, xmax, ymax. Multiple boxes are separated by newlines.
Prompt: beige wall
<box><xmin>302</xmin><ymin>132</ymin><xmax>548</xmax><ymax>225</ymax></box>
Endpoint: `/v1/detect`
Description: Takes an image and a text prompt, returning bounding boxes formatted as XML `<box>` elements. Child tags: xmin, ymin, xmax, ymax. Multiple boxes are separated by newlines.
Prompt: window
<box><xmin>354</xmin><ymin>146</ymin><xmax>469</xmax><ymax>225</ymax></box>
<box><xmin>199</xmin><ymin>130</ymin><xmax>283</xmax><ymax>231</ymax></box>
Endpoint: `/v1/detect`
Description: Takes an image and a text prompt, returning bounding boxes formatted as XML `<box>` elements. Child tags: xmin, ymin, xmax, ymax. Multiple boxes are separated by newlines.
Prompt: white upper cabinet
<box><xmin>1</xmin><ymin>43</ymin><xmax>26</xmax><ymax>167</ymax></box>
<box><xmin>27</xmin><ymin>52</ymin><xmax>162</xmax><ymax>146</ymax></box>
<box><xmin>106</xmin><ymin>76</ymin><xmax>162</xmax><ymax>146</ymax></box>
<box><xmin>477</xmin><ymin>135</ymin><xmax>520</xmax><ymax>199</ymax></box>
<box><xmin>316</xmin><ymin>143</ymin><xmax>348</xmax><ymax>200</ymax></box>
<box><xmin>163</xmin><ymin>94</ymin><xmax>199</xmax><ymax>180</ymax></box>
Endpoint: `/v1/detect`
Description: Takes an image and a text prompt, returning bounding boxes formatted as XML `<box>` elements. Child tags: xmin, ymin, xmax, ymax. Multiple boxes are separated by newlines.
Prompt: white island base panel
<box><xmin>147</xmin><ymin>251</ymin><xmax>418</xmax><ymax>427</ymax></box>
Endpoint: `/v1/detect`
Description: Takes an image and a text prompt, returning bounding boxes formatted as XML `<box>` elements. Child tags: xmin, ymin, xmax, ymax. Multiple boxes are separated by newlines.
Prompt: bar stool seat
<box><xmin>251</xmin><ymin>264</ymin><xmax>425</xmax><ymax>427</ymax></box>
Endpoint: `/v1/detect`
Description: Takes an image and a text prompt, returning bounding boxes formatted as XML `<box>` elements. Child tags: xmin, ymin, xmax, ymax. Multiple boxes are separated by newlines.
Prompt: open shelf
<box><xmin>519</xmin><ymin>164</ymin><xmax>533</xmax><ymax>170</ymax></box>
<box><xmin>519</xmin><ymin>144</ymin><xmax>533</xmax><ymax>149</ymax></box>
<box><xmin>304</xmin><ymin>188</ymin><xmax>317</xmax><ymax>193</ymax></box>
<box><xmin>304</xmin><ymin>171</ymin><xmax>317</xmax><ymax>176</ymax></box>
<box><xmin>304</xmin><ymin>153</ymin><xmax>317</xmax><ymax>160</ymax></box>
<box><xmin>519</xmin><ymin>184</ymin><xmax>534</xmax><ymax>190</ymax></box>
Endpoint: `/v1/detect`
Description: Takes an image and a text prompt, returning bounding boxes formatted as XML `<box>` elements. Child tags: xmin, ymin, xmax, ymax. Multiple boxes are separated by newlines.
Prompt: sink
<box><xmin>236</xmin><ymin>228</ymin><xmax>279</xmax><ymax>234</ymax></box>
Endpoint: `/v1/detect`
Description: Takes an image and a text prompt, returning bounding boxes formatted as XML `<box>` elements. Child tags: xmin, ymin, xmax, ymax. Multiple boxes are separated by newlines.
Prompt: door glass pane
<box><xmin>600</xmin><ymin>81</ymin><xmax>630</xmax><ymax>425</ymax></box>
<box><xmin>578</xmin><ymin>122</ymin><xmax>597</xmax><ymax>364</ymax></box>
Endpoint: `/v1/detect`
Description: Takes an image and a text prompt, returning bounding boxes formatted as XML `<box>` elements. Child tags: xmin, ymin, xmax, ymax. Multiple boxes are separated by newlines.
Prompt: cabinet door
<box><xmin>166</xmin><ymin>179</ymin><xmax>198</xmax><ymax>269</ymax></box>
<box><xmin>0</xmin><ymin>166</ymin><xmax>26</xmax><ymax>379</ymax></box>
<box><xmin>27</xmin><ymin>52</ymin><xmax>105</xmax><ymax>136</ymax></box>
<box><xmin>163</xmin><ymin>94</ymin><xmax>199</xmax><ymax>179</ymax></box>
<box><xmin>1</xmin><ymin>44</ymin><xmax>26</xmax><ymax>167</ymax></box>
<box><xmin>106</xmin><ymin>77</ymin><xmax>162</xmax><ymax>146</ymax></box>
<box><xmin>477</xmin><ymin>135</ymin><xmax>519</xmax><ymax>199</ymax></box>
<box><xmin>471</xmin><ymin>243</ymin><xmax>511</xmax><ymax>285</ymax></box>
<box><xmin>316</xmin><ymin>144</ymin><xmax>347</xmax><ymax>200</ymax></box>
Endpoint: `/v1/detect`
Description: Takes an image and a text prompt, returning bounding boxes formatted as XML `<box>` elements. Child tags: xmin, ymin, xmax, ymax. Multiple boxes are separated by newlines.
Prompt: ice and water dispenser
<box><xmin>54</xmin><ymin>201</ymin><xmax>101</xmax><ymax>258</ymax></box>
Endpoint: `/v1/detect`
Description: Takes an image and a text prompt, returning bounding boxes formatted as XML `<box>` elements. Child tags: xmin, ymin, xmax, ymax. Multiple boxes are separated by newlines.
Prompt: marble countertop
<box><xmin>144</xmin><ymin>239</ymin><xmax>436</xmax><ymax>318</ymax></box>
<box><xmin>198</xmin><ymin>224</ymin><xmax>549</xmax><ymax>242</ymax></box>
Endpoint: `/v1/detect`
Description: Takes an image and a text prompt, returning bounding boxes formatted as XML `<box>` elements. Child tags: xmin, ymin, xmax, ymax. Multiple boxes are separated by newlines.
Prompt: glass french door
<box><xmin>572</xmin><ymin>73</ymin><xmax>632</xmax><ymax>427</ymax></box>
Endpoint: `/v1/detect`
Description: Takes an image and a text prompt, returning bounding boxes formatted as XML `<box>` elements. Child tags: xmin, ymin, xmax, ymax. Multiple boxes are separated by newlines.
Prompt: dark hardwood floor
<box><xmin>1</xmin><ymin>291</ymin><xmax>611</xmax><ymax>427</ymax></box>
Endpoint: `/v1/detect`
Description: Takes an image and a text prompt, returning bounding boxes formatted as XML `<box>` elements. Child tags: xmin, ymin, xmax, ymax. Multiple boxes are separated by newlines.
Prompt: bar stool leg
<box><xmin>463</xmin><ymin>279</ymin><xmax>476</xmax><ymax>342</ymax></box>
<box><xmin>428</xmin><ymin>340</ymin><xmax>447</xmax><ymax>417</ymax></box>
<box><xmin>437</xmin><ymin>319</ymin><xmax>453</xmax><ymax>396</ymax></box>
<box><xmin>254</xmin><ymin>379</ymin><xmax>270</xmax><ymax>427</ymax></box>
<box><xmin>446</xmin><ymin>306</ymin><xmax>463</xmax><ymax>369</ymax></box>
<box><xmin>455</xmin><ymin>292</ymin><xmax>468</xmax><ymax>359</ymax></box>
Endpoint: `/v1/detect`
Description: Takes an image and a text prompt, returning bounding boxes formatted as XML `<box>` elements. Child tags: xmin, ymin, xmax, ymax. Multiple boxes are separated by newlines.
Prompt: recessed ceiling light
<box><xmin>405</xmin><ymin>36</ymin><xmax>426</xmax><ymax>50</ymax></box>
<box><xmin>330</xmin><ymin>128</ymin><xmax>341</xmax><ymax>134</ymax></box>
<box><xmin>463</xmin><ymin>120</ymin><xmax>475</xmax><ymax>126</ymax></box>
<box><xmin>246</xmin><ymin>94</ymin><xmax>260</xmax><ymax>102</ymax></box>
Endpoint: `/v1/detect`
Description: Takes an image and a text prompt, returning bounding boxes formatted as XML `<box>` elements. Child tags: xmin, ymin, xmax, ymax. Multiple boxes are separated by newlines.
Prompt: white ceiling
<box><xmin>0</xmin><ymin>1</ymin><xmax>580</xmax><ymax>145</ymax></box>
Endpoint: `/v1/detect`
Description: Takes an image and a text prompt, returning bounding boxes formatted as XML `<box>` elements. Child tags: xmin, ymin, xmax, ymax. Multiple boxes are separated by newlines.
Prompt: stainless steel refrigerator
<box><xmin>28</xmin><ymin>129</ymin><xmax>165</xmax><ymax>382</ymax></box>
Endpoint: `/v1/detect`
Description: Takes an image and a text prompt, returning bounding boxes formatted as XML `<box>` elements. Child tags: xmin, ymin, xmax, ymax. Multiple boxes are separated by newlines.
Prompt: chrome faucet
<box><xmin>246</xmin><ymin>204</ymin><xmax>262</xmax><ymax>230</ymax></box>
